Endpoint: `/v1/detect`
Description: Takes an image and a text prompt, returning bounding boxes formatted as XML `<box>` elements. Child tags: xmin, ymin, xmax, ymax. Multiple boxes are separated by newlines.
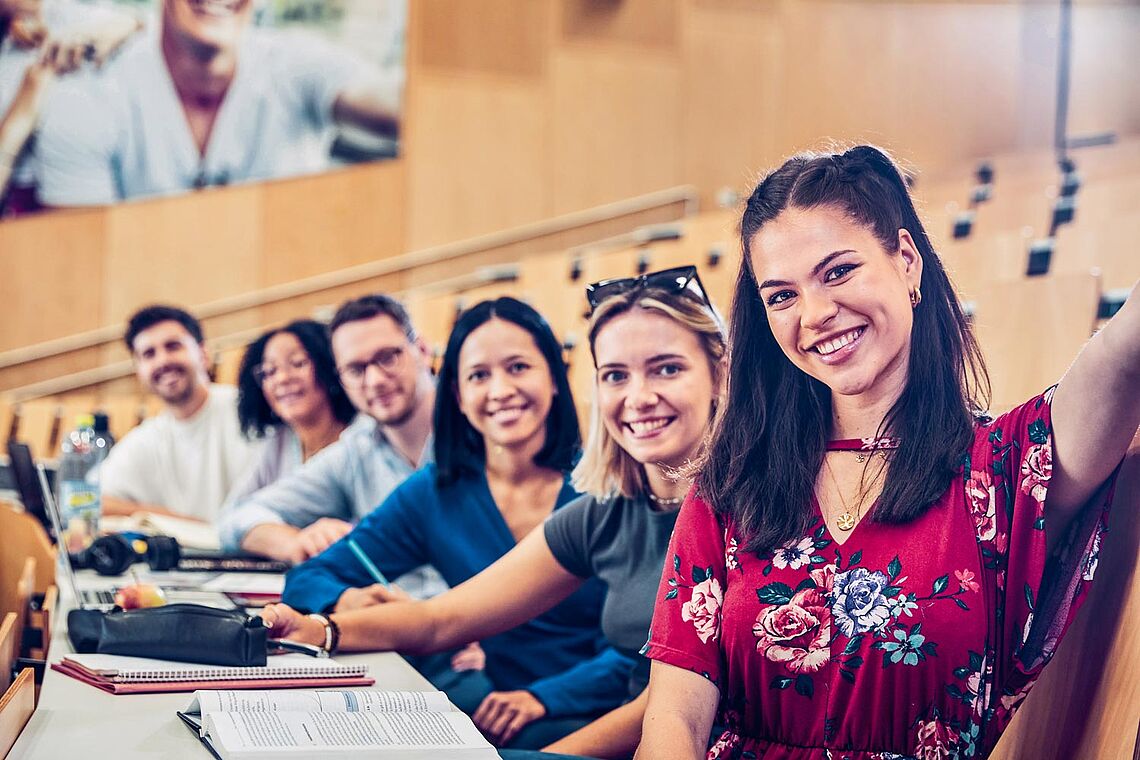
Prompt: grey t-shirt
<box><xmin>543</xmin><ymin>492</ymin><xmax>679</xmax><ymax>697</ymax></box>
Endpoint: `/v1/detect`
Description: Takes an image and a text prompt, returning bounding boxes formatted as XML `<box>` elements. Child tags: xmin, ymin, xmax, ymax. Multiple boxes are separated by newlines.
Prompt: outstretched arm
<box><xmin>1047</xmin><ymin>280</ymin><xmax>1140</xmax><ymax>537</ymax></box>
<box><xmin>332</xmin><ymin>77</ymin><xmax>400</xmax><ymax>137</ymax></box>
<box><xmin>341</xmin><ymin>528</ymin><xmax>582</xmax><ymax>652</ymax></box>
<box><xmin>265</xmin><ymin>527</ymin><xmax>584</xmax><ymax>654</ymax></box>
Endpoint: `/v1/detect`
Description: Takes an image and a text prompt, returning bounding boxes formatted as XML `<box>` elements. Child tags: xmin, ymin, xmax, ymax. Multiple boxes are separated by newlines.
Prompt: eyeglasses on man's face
<box><xmin>336</xmin><ymin>346</ymin><xmax>406</xmax><ymax>385</ymax></box>
<box><xmin>585</xmin><ymin>265</ymin><xmax>712</xmax><ymax>315</ymax></box>
<box><xmin>253</xmin><ymin>354</ymin><xmax>313</xmax><ymax>384</ymax></box>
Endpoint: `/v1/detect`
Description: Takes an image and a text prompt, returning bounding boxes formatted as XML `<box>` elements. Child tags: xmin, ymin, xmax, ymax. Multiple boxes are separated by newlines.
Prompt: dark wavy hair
<box><xmin>434</xmin><ymin>297</ymin><xmax>580</xmax><ymax>487</ymax></box>
<box><xmin>699</xmin><ymin>144</ymin><xmax>990</xmax><ymax>553</ymax></box>
<box><xmin>236</xmin><ymin>320</ymin><xmax>356</xmax><ymax>439</ymax></box>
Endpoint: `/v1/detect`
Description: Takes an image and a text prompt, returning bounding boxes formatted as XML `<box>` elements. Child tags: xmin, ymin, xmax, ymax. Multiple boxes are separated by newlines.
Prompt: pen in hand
<box><xmin>268</xmin><ymin>638</ymin><xmax>329</xmax><ymax>658</ymax></box>
<box><xmin>346</xmin><ymin>538</ymin><xmax>390</xmax><ymax>588</ymax></box>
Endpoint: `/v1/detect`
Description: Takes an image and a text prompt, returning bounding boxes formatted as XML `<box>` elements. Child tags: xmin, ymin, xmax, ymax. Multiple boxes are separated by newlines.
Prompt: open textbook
<box><xmin>177</xmin><ymin>689</ymin><xmax>499</xmax><ymax>759</ymax></box>
<box><xmin>102</xmin><ymin>511</ymin><xmax>222</xmax><ymax>550</ymax></box>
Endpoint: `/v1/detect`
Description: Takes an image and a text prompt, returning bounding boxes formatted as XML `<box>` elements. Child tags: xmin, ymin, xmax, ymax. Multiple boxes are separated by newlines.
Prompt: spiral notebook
<box><xmin>52</xmin><ymin>653</ymin><xmax>374</xmax><ymax>694</ymax></box>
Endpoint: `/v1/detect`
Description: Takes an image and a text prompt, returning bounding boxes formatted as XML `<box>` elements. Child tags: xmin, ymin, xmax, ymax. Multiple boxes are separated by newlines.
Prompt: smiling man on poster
<box><xmin>35</xmin><ymin>0</ymin><xmax>402</xmax><ymax>206</ymax></box>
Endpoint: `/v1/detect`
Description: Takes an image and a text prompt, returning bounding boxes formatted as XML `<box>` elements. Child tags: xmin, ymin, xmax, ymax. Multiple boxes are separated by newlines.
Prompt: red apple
<box><xmin>114</xmin><ymin>584</ymin><xmax>167</xmax><ymax>609</ymax></box>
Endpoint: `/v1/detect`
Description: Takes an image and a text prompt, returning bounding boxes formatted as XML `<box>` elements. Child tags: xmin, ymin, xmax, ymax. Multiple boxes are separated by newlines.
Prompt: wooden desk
<box><xmin>7</xmin><ymin>578</ymin><xmax>438</xmax><ymax>759</ymax></box>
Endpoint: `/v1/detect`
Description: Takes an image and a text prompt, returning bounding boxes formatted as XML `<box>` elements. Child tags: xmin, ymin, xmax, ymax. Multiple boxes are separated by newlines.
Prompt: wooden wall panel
<box><xmin>891</xmin><ymin>3</ymin><xmax>1032</xmax><ymax>164</ymax></box>
<box><xmin>549</xmin><ymin>48</ymin><xmax>682</xmax><ymax>214</ymax></box>
<box><xmin>3</xmin><ymin>0</ymin><xmax>1140</xmax><ymax>393</ymax></box>
<box><xmin>775</xmin><ymin>2</ymin><xmax>1046</xmax><ymax>172</ymax></box>
<box><xmin>560</xmin><ymin>0</ymin><xmax>680</xmax><ymax>50</ymax></box>
<box><xmin>1009</xmin><ymin>3</ymin><xmax>1061</xmax><ymax>153</ymax></box>
<box><xmin>1068</xmin><ymin>3</ymin><xmax>1140</xmax><ymax>139</ymax></box>
<box><xmin>680</xmin><ymin>1</ymin><xmax>783</xmax><ymax>203</ymax></box>
<box><xmin>970</xmin><ymin>271</ymin><xmax>1101</xmax><ymax>411</ymax></box>
<box><xmin>0</xmin><ymin>347</ymin><xmax>106</xmax><ymax>394</ymax></box>
<box><xmin>101</xmin><ymin>185</ymin><xmax>263</xmax><ymax>326</ymax></box>
<box><xmin>258</xmin><ymin>161</ymin><xmax>407</xmax><ymax>286</ymax></box>
<box><xmin>404</xmin><ymin>73</ymin><xmax>551</xmax><ymax>249</ymax></box>
<box><xmin>415</xmin><ymin>0</ymin><xmax>549</xmax><ymax>77</ymax></box>
<box><xmin>0</xmin><ymin>210</ymin><xmax>106</xmax><ymax>352</ymax></box>
<box><xmin>776</xmin><ymin>1</ymin><xmax>906</xmax><ymax>161</ymax></box>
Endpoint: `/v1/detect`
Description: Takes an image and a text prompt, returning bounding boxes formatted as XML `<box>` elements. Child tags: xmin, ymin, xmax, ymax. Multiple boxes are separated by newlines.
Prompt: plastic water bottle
<box><xmin>57</xmin><ymin>414</ymin><xmax>104</xmax><ymax>554</ymax></box>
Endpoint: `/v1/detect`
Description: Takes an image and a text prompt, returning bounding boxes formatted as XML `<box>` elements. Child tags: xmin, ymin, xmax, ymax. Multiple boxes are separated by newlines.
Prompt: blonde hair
<box><xmin>572</xmin><ymin>287</ymin><xmax>727</xmax><ymax>500</ymax></box>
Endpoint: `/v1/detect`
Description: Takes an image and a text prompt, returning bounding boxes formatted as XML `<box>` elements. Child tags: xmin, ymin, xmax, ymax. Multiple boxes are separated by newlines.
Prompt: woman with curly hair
<box><xmin>227</xmin><ymin>319</ymin><xmax>356</xmax><ymax>506</ymax></box>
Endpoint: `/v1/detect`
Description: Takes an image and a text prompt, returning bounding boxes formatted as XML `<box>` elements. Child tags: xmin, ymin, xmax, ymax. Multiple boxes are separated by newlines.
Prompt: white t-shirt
<box><xmin>35</xmin><ymin>25</ymin><xmax>370</xmax><ymax>205</ymax></box>
<box><xmin>98</xmin><ymin>385</ymin><xmax>260</xmax><ymax>523</ymax></box>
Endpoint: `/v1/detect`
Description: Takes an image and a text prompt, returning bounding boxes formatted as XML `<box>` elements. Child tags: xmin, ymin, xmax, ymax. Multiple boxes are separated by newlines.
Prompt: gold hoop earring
<box><xmin>910</xmin><ymin>287</ymin><xmax>922</xmax><ymax>308</ymax></box>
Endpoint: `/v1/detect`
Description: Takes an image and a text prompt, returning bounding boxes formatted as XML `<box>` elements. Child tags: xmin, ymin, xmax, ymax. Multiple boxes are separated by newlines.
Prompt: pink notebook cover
<box><xmin>52</xmin><ymin>662</ymin><xmax>375</xmax><ymax>695</ymax></box>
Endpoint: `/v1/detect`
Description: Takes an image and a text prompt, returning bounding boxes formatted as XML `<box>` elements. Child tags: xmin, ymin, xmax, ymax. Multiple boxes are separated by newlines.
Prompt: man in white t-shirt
<box><xmin>98</xmin><ymin>304</ymin><xmax>258</xmax><ymax>524</ymax></box>
<box><xmin>34</xmin><ymin>0</ymin><xmax>401</xmax><ymax>206</ymax></box>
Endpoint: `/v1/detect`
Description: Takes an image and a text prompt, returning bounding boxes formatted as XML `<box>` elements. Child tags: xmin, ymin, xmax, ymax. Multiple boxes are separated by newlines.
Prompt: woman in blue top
<box><xmin>277</xmin><ymin>296</ymin><xmax>634</xmax><ymax>749</ymax></box>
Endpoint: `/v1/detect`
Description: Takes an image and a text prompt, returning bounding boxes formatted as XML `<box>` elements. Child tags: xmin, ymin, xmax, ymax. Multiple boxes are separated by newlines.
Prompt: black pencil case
<box><xmin>67</xmin><ymin>604</ymin><xmax>268</xmax><ymax>667</ymax></box>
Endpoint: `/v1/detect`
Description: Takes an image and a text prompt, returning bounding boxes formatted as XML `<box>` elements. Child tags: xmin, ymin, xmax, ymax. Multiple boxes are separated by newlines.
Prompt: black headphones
<box><xmin>73</xmin><ymin>534</ymin><xmax>186</xmax><ymax>576</ymax></box>
<box><xmin>74</xmin><ymin>534</ymin><xmax>145</xmax><ymax>576</ymax></box>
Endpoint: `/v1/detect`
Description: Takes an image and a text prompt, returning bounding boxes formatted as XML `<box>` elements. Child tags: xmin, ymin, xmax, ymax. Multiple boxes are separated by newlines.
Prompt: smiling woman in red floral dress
<box><xmin>636</xmin><ymin>145</ymin><xmax>1140</xmax><ymax>760</ymax></box>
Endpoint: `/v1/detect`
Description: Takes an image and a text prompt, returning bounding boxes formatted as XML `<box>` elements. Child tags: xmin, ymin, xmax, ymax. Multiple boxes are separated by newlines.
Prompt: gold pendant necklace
<box><xmin>823</xmin><ymin>458</ymin><xmax>862</xmax><ymax>532</ymax></box>
<box><xmin>835</xmin><ymin>510</ymin><xmax>857</xmax><ymax>532</ymax></box>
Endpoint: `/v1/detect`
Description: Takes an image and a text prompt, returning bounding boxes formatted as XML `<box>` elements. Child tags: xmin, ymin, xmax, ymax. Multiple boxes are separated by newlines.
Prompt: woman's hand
<box><xmin>472</xmin><ymin>690</ymin><xmax>547</xmax><ymax>746</ymax></box>
<box><xmin>291</xmin><ymin>517</ymin><xmax>354</xmax><ymax>563</ymax></box>
<box><xmin>260</xmin><ymin>603</ymin><xmax>326</xmax><ymax>647</ymax></box>
<box><xmin>450</xmin><ymin>641</ymin><xmax>486</xmax><ymax>672</ymax></box>
<box><xmin>334</xmin><ymin>582</ymin><xmax>409</xmax><ymax>612</ymax></box>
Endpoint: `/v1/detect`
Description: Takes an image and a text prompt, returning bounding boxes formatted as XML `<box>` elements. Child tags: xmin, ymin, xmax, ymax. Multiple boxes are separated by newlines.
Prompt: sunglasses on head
<box><xmin>585</xmin><ymin>265</ymin><xmax>713</xmax><ymax>315</ymax></box>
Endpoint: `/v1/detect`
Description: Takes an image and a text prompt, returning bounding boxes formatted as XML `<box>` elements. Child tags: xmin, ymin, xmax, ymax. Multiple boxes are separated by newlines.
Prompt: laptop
<box><xmin>35</xmin><ymin>464</ymin><xmax>239</xmax><ymax>611</ymax></box>
<box><xmin>7</xmin><ymin>441</ymin><xmax>54</xmax><ymax>538</ymax></box>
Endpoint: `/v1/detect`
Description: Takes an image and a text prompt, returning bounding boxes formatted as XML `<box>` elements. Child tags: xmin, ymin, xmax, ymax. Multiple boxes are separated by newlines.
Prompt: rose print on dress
<box><xmin>965</xmin><ymin>468</ymin><xmax>997</xmax><ymax>542</ymax></box>
<box><xmin>663</xmin><ymin>555</ymin><xmax>723</xmax><ymax>644</ymax></box>
<box><xmin>1019</xmin><ymin>441</ymin><xmax>1052</xmax><ymax>504</ymax></box>
<box><xmin>682</xmin><ymin>576</ymin><xmax>724</xmax><ymax>644</ymax></box>
<box><xmin>753</xmin><ymin>566</ymin><xmax>833</xmax><ymax>677</ymax></box>
<box><xmin>832</xmin><ymin>567</ymin><xmax>893</xmax><ymax>637</ymax></box>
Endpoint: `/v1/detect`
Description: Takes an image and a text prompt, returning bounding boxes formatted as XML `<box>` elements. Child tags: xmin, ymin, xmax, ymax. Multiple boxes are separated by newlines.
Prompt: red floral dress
<box><xmin>644</xmin><ymin>390</ymin><xmax>1116</xmax><ymax>759</ymax></box>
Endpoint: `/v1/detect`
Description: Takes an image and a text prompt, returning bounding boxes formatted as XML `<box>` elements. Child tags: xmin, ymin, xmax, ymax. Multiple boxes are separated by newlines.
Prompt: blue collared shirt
<box><xmin>218</xmin><ymin>415</ymin><xmax>444</xmax><ymax>597</ymax></box>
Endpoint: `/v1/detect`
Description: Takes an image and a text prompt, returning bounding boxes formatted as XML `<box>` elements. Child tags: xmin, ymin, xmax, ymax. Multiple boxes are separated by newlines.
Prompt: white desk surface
<box><xmin>9</xmin><ymin>574</ymin><xmax>439</xmax><ymax>759</ymax></box>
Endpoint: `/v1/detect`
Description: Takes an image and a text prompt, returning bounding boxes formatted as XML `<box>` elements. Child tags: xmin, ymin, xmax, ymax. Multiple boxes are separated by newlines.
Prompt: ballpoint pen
<box><xmin>346</xmin><ymin>538</ymin><xmax>390</xmax><ymax>588</ymax></box>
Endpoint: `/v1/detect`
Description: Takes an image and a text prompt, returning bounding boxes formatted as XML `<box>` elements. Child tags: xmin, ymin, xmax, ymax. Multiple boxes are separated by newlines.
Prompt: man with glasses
<box><xmin>100</xmin><ymin>304</ymin><xmax>259</xmax><ymax>523</ymax></box>
<box><xmin>218</xmin><ymin>295</ymin><xmax>443</xmax><ymax>597</ymax></box>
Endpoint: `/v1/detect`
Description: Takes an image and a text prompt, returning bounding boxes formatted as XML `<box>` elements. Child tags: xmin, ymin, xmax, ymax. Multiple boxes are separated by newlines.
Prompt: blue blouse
<box><xmin>282</xmin><ymin>464</ymin><xmax>635</xmax><ymax>718</ymax></box>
